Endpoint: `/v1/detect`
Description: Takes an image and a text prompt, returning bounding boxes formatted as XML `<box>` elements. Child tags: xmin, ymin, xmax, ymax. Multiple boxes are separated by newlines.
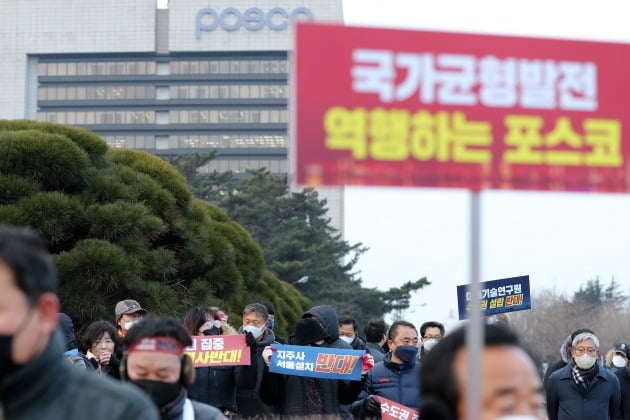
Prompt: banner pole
<box><xmin>466</xmin><ymin>190</ymin><xmax>483</xmax><ymax>420</ymax></box>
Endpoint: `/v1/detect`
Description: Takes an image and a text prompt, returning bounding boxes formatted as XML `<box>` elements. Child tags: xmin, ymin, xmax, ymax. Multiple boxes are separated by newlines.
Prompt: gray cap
<box><xmin>115</xmin><ymin>299</ymin><xmax>147</xmax><ymax>321</ymax></box>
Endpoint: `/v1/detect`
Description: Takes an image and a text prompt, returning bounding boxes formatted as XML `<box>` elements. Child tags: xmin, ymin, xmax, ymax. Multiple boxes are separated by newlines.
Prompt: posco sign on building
<box><xmin>169</xmin><ymin>0</ymin><xmax>342</xmax><ymax>51</ymax></box>
<box><xmin>195</xmin><ymin>7</ymin><xmax>313</xmax><ymax>37</ymax></box>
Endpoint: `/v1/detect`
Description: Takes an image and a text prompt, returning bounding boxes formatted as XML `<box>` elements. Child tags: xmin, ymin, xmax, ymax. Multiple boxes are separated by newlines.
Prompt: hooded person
<box><xmin>259</xmin><ymin>318</ymin><xmax>369</xmax><ymax>416</ymax></box>
<box><xmin>301</xmin><ymin>305</ymin><xmax>352</xmax><ymax>350</ymax></box>
<box><xmin>58</xmin><ymin>312</ymin><xmax>92</xmax><ymax>369</ymax></box>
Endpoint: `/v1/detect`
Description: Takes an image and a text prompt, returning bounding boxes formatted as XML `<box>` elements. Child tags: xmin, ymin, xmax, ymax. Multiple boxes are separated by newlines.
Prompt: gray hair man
<box><xmin>546</xmin><ymin>331</ymin><xmax>621</xmax><ymax>420</ymax></box>
<box><xmin>236</xmin><ymin>302</ymin><xmax>277</xmax><ymax>418</ymax></box>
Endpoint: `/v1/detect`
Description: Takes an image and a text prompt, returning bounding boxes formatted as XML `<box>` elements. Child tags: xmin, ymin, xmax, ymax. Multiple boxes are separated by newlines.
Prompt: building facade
<box><xmin>1</xmin><ymin>0</ymin><xmax>344</xmax><ymax>229</ymax></box>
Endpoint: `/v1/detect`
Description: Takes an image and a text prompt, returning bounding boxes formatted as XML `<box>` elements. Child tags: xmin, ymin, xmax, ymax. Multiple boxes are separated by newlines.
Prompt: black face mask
<box><xmin>202</xmin><ymin>326</ymin><xmax>221</xmax><ymax>336</ymax></box>
<box><xmin>0</xmin><ymin>335</ymin><xmax>20</xmax><ymax>378</ymax></box>
<box><xmin>131</xmin><ymin>379</ymin><xmax>183</xmax><ymax>409</ymax></box>
<box><xmin>0</xmin><ymin>310</ymin><xmax>34</xmax><ymax>378</ymax></box>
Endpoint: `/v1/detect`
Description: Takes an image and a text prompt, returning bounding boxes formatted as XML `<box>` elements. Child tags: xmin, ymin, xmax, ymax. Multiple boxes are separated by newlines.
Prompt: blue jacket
<box><xmin>351</xmin><ymin>353</ymin><xmax>421</xmax><ymax>417</ymax></box>
<box><xmin>546</xmin><ymin>363</ymin><xmax>622</xmax><ymax>420</ymax></box>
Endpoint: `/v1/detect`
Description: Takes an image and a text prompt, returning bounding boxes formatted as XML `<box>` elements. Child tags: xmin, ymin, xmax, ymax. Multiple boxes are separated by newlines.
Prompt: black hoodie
<box><xmin>302</xmin><ymin>305</ymin><xmax>352</xmax><ymax>350</ymax></box>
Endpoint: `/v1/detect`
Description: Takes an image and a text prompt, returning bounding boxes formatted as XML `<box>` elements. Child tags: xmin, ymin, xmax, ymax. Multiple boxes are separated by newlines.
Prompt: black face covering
<box><xmin>131</xmin><ymin>379</ymin><xmax>183</xmax><ymax>409</ymax></box>
<box><xmin>202</xmin><ymin>326</ymin><xmax>221</xmax><ymax>336</ymax></box>
<box><xmin>0</xmin><ymin>334</ymin><xmax>19</xmax><ymax>378</ymax></box>
<box><xmin>0</xmin><ymin>310</ymin><xmax>34</xmax><ymax>378</ymax></box>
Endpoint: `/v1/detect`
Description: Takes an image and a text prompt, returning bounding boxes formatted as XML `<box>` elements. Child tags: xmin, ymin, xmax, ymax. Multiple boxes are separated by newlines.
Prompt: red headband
<box><xmin>128</xmin><ymin>337</ymin><xmax>184</xmax><ymax>355</ymax></box>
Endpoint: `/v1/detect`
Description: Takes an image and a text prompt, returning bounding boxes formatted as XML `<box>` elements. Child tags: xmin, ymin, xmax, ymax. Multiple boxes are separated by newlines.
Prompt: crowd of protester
<box><xmin>2</xmin><ymin>225</ymin><xmax>630</xmax><ymax>419</ymax></box>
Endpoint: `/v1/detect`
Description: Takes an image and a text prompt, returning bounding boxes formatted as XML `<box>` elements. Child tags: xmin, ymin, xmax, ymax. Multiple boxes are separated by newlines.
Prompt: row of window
<box><xmin>198</xmin><ymin>158</ymin><xmax>288</xmax><ymax>174</ymax></box>
<box><xmin>170</xmin><ymin>109</ymin><xmax>288</xmax><ymax>124</ymax></box>
<box><xmin>38</xmin><ymin>86</ymin><xmax>157</xmax><ymax>101</ymax></box>
<box><xmin>38</xmin><ymin>111</ymin><xmax>154</xmax><ymax>125</ymax></box>
<box><xmin>37</xmin><ymin>84</ymin><xmax>288</xmax><ymax>102</ymax></box>
<box><xmin>102</xmin><ymin>136</ymin><xmax>156</xmax><ymax>149</ymax></box>
<box><xmin>170</xmin><ymin>59</ymin><xmax>288</xmax><ymax>75</ymax></box>
<box><xmin>38</xmin><ymin>61</ymin><xmax>157</xmax><ymax>77</ymax></box>
<box><xmin>37</xmin><ymin>59</ymin><xmax>288</xmax><ymax>77</ymax></box>
<box><xmin>36</xmin><ymin>109</ymin><xmax>289</xmax><ymax>126</ymax></box>
<box><xmin>169</xmin><ymin>134</ymin><xmax>288</xmax><ymax>148</ymax></box>
<box><xmin>101</xmin><ymin>135</ymin><xmax>288</xmax><ymax>150</ymax></box>
<box><xmin>170</xmin><ymin>84</ymin><xmax>287</xmax><ymax>99</ymax></box>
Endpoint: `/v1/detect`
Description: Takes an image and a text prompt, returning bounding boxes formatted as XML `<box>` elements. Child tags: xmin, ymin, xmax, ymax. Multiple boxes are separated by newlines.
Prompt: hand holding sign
<box><xmin>361</xmin><ymin>353</ymin><xmax>374</xmax><ymax>374</ymax></box>
<box><xmin>262</xmin><ymin>345</ymin><xmax>275</xmax><ymax>367</ymax></box>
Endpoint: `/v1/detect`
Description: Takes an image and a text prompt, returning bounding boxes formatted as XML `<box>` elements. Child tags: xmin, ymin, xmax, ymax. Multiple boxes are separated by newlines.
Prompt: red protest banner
<box><xmin>378</xmin><ymin>396</ymin><xmax>419</xmax><ymax>420</ymax></box>
<box><xmin>185</xmin><ymin>335</ymin><xmax>251</xmax><ymax>367</ymax></box>
<box><xmin>295</xmin><ymin>23</ymin><xmax>630</xmax><ymax>192</ymax></box>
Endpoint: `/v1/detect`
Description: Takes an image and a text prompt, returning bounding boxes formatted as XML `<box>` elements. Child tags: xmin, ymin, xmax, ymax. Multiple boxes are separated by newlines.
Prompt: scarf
<box><xmin>571</xmin><ymin>361</ymin><xmax>599</xmax><ymax>393</ymax></box>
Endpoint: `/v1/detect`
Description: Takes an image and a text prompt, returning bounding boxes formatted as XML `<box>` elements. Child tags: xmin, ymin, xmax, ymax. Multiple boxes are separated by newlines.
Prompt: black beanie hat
<box><xmin>294</xmin><ymin>318</ymin><xmax>330</xmax><ymax>346</ymax></box>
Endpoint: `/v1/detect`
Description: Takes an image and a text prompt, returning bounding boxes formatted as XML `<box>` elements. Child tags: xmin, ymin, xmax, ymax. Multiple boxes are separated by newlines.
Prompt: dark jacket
<box><xmin>187</xmin><ymin>338</ymin><xmax>258</xmax><ymax>412</ymax></box>
<box><xmin>0</xmin><ymin>332</ymin><xmax>158</xmax><ymax>420</ymax></box>
<box><xmin>351</xmin><ymin>353</ymin><xmax>421</xmax><ymax>417</ymax></box>
<box><xmin>615</xmin><ymin>366</ymin><xmax>630</xmax><ymax>420</ymax></box>
<box><xmin>236</xmin><ymin>328</ymin><xmax>278</xmax><ymax>418</ymax></box>
<box><xmin>351</xmin><ymin>336</ymin><xmax>367</xmax><ymax>351</ymax></box>
<box><xmin>260</xmin><ymin>365</ymin><xmax>365</xmax><ymax>416</ymax></box>
<box><xmin>86</xmin><ymin>352</ymin><xmax>121</xmax><ymax>380</ymax></box>
<box><xmin>365</xmin><ymin>342</ymin><xmax>386</xmax><ymax>364</ymax></box>
<box><xmin>546</xmin><ymin>363</ymin><xmax>622</xmax><ymax>420</ymax></box>
<box><xmin>303</xmin><ymin>305</ymin><xmax>352</xmax><ymax>350</ymax></box>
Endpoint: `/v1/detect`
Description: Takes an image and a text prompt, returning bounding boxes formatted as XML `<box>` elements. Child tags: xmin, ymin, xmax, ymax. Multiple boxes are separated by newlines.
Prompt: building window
<box><xmin>155</xmin><ymin>136</ymin><xmax>169</xmax><ymax>150</ymax></box>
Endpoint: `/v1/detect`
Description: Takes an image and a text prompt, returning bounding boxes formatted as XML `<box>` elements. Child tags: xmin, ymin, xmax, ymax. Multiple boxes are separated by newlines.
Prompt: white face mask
<box><xmin>423</xmin><ymin>339</ymin><xmax>439</xmax><ymax>352</ymax></box>
<box><xmin>340</xmin><ymin>336</ymin><xmax>354</xmax><ymax>345</ymax></box>
<box><xmin>613</xmin><ymin>355</ymin><xmax>627</xmax><ymax>368</ymax></box>
<box><xmin>124</xmin><ymin>320</ymin><xmax>139</xmax><ymax>331</ymax></box>
<box><xmin>213</xmin><ymin>320</ymin><xmax>222</xmax><ymax>328</ymax></box>
<box><xmin>243</xmin><ymin>325</ymin><xmax>264</xmax><ymax>339</ymax></box>
<box><xmin>574</xmin><ymin>353</ymin><xmax>597</xmax><ymax>370</ymax></box>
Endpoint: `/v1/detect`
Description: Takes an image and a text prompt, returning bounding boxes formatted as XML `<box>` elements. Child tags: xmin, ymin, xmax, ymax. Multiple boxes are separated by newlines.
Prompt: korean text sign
<box><xmin>379</xmin><ymin>396</ymin><xmax>419</xmax><ymax>420</ymax></box>
<box><xmin>295</xmin><ymin>23</ymin><xmax>630</xmax><ymax>192</ymax></box>
<box><xmin>185</xmin><ymin>335</ymin><xmax>251</xmax><ymax>367</ymax></box>
<box><xmin>269</xmin><ymin>344</ymin><xmax>365</xmax><ymax>381</ymax></box>
<box><xmin>457</xmin><ymin>275</ymin><xmax>531</xmax><ymax>320</ymax></box>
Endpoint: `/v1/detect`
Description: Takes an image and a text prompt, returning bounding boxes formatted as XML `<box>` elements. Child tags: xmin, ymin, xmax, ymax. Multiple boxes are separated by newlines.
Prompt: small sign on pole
<box><xmin>457</xmin><ymin>275</ymin><xmax>532</xmax><ymax>320</ymax></box>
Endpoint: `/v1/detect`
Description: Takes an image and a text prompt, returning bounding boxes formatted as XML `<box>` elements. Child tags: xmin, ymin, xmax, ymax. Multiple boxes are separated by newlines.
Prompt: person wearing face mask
<box><xmin>609</xmin><ymin>344</ymin><xmax>630</xmax><ymax>373</ymax></box>
<box><xmin>614</xmin><ymin>346</ymin><xmax>630</xmax><ymax>420</ymax></box>
<box><xmin>115</xmin><ymin>299</ymin><xmax>147</xmax><ymax>342</ymax></box>
<box><xmin>351</xmin><ymin>320</ymin><xmax>421</xmax><ymax>418</ymax></box>
<box><xmin>0</xmin><ymin>226</ymin><xmax>158</xmax><ymax>420</ymax></box>
<box><xmin>546</xmin><ymin>331</ymin><xmax>621</xmax><ymax>420</ymax></box>
<box><xmin>259</xmin><ymin>318</ymin><xmax>369</xmax><ymax>416</ymax></box>
<box><xmin>123</xmin><ymin>315</ymin><xmax>226</xmax><ymax>420</ymax></box>
<box><xmin>419</xmin><ymin>321</ymin><xmax>444</xmax><ymax>360</ymax></box>
<box><xmin>338</xmin><ymin>315</ymin><xmax>367</xmax><ymax>351</ymax></box>
<box><xmin>338</xmin><ymin>316</ymin><xmax>366</xmax><ymax>419</ymax></box>
<box><xmin>236</xmin><ymin>303</ymin><xmax>279</xmax><ymax>418</ymax></box>
<box><xmin>182</xmin><ymin>306</ymin><xmax>257</xmax><ymax>416</ymax></box>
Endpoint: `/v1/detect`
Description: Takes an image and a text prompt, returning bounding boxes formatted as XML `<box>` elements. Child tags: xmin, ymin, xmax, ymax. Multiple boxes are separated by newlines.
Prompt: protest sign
<box><xmin>457</xmin><ymin>275</ymin><xmax>531</xmax><ymax>320</ymax></box>
<box><xmin>185</xmin><ymin>335</ymin><xmax>251</xmax><ymax>367</ymax></box>
<box><xmin>269</xmin><ymin>344</ymin><xmax>365</xmax><ymax>381</ymax></box>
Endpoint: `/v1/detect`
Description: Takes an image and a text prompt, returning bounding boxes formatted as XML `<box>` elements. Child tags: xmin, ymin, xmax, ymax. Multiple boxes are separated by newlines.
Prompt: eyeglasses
<box><xmin>423</xmin><ymin>335</ymin><xmax>441</xmax><ymax>340</ymax></box>
<box><xmin>574</xmin><ymin>346</ymin><xmax>597</xmax><ymax>355</ymax></box>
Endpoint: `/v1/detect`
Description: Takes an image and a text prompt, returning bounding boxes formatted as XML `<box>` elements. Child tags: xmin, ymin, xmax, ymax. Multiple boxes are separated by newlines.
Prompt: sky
<box><xmin>339</xmin><ymin>0</ymin><xmax>630</xmax><ymax>330</ymax></box>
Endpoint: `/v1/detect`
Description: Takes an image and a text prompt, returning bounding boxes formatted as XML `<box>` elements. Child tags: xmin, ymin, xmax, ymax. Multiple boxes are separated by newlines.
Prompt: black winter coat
<box><xmin>0</xmin><ymin>332</ymin><xmax>158</xmax><ymax>420</ymax></box>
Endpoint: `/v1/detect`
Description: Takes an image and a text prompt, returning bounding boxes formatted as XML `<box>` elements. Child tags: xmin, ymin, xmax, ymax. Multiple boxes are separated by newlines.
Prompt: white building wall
<box><xmin>0</xmin><ymin>0</ymin><xmax>156</xmax><ymax>119</ymax></box>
